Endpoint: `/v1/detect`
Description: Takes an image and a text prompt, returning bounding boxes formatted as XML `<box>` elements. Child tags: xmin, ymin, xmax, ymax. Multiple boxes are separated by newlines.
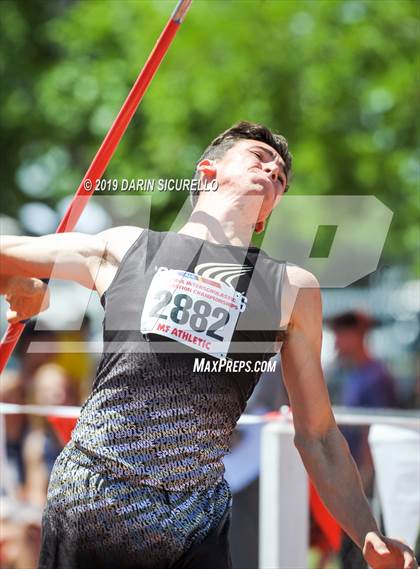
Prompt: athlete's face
<box><xmin>198</xmin><ymin>139</ymin><xmax>287</xmax><ymax>224</ymax></box>
<box><xmin>334</xmin><ymin>328</ymin><xmax>364</xmax><ymax>359</ymax></box>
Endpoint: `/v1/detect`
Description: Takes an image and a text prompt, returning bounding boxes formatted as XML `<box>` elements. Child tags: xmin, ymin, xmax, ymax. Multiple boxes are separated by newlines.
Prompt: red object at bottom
<box><xmin>310</xmin><ymin>481</ymin><xmax>342</xmax><ymax>552</ymax></box>
<box><xmin>47</xmin><ymin>416</ymin><xmax>77</xmax><ymax>446</ymax></box>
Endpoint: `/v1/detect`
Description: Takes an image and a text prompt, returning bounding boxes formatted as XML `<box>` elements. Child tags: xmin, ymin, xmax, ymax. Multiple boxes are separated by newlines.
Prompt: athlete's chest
<box><xmin>103</xmin><ymin>231</ymin><xmax>283</xmax><ymax>357</ymax></box>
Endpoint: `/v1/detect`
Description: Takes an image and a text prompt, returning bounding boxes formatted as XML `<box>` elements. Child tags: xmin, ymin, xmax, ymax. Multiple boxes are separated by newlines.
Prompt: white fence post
<box><xmin>369</xmin><ymin>425</ymin><xmax>420</xmax><ymax>548</ymax></box>
<box><xmin>259</xmin><ymin>421</ymin><xmax>309</xmax><ymax>569</ymax></box>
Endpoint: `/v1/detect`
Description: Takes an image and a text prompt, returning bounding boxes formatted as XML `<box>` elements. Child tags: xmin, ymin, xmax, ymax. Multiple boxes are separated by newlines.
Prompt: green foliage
<box><xmin>0</xmin><ymin>0</ymin><xmax>418</xmax><ymax>270</ymax></box>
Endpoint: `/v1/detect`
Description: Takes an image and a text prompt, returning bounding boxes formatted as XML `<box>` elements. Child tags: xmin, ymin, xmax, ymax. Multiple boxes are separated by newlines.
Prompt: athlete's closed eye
<box><xmin>250</xmin><ymin>147</ymin><xmax>286</xmax><ymax>188</ymax></box>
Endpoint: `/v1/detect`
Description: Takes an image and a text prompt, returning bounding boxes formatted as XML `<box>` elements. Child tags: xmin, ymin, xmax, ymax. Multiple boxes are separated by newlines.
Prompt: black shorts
<box><xmin>38</xmin><ymin>445</ymin><xmax>233</xmax><ymax>569</ymax></box>
<box><xmin>171</xmin><ymin>505</ymin><xmax>232</xmax><ymax>569</ymax></box>
<box><xmin>39</xmin><ymin>504</ymin><xmax>232</xmax><ymax>569</ymax></box>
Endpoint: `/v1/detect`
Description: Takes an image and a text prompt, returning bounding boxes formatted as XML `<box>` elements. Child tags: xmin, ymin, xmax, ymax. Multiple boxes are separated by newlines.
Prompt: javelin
<box><xmin>0</xmin><ymin>0</ymin><xmax>192</xmax><ymax>373</ymax></box>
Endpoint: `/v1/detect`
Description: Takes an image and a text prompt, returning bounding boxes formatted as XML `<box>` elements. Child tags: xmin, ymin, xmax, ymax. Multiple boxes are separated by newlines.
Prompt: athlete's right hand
<box><xmin>4</xmin><ymin>276</ymin><xmax>50</xmax><ymax>323</ymax></box>
<box><xmin>363</xmin><ymin>531</ymin><xmax>418</xmax><ymax>569</ymax></box>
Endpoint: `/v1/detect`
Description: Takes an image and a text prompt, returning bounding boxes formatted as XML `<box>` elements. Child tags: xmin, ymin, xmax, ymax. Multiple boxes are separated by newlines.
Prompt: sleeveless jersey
<box><xmin>71</xmin><ymin>229</ymin><xmax>286</xmax><ymax>491</ymax></box>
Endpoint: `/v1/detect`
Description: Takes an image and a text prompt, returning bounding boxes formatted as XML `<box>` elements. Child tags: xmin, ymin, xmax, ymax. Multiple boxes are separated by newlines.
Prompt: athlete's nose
<box><xmin>264</xmin><ymin>162</ymin><xmax>280</xmax><ymax>182</ymax></box>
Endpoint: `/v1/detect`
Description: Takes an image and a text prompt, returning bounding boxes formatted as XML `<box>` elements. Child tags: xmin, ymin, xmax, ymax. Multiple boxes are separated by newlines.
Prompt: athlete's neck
<box><xmin>178</xmin><ymin>199</ymin><xmax>260</xmax><ymax>248</ymax></box>
<box><xmin>178</xmin><ymin>211</ymin><xmax>255</xmax><ymax>247</ymax></box>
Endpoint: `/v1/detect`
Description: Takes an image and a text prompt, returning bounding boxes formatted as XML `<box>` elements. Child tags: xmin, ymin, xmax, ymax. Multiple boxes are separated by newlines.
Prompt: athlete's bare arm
<box><xmin>280</xmin><ymin>265</ymin><xmax>416</xmax><ymax>569</ymax></box>
<box><xmin>0</xmin><ymin>226</ymin><xmax>142</xmax><ymax>316</ymax></box>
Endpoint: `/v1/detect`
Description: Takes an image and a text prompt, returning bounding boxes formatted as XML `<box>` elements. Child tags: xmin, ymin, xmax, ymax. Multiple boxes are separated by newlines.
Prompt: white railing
<box><xmin>1</xmin><ymin>402</ymin><xmax>419</xmax><ymax>427</ymax></box>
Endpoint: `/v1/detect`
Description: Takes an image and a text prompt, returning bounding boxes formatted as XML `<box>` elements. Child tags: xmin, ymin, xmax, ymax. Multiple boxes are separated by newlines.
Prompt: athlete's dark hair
<box><xmin>191</xmin><ymin>121</ymin><xmax>292</xmax><ymax>206</ymax></box>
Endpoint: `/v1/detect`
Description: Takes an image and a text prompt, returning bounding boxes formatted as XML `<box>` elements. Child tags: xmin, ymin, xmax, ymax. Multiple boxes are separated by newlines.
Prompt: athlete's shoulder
<box><xmin>96</xmin><ymin>226</ymin><xmax>144</xmax><ymax>264</ymax></box>
<box><xmin>285</xmin><ymin>263</ymin><xmax>320</xmax><ymax>289</ymax></box>
<box><xmin>97</xmin><ymin>225</ymin><xmax>144</xmax><ymax>242</ymax></box>
<box><xmin>279</xmin><ymin>264</ymin><xmax>321</xmax><ymax>328</ymax></box>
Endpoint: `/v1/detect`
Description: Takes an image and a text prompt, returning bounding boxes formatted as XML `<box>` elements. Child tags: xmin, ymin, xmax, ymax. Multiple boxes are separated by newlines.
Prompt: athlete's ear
<box><xmin>255</xmin><ymin>221</ymin><xmax>265</xmax><ymax>234</ymax></box>
<box><xmin>196</xmin><ymin>159</ymin><xmax>217</xmax><ymax>180</ymax></box>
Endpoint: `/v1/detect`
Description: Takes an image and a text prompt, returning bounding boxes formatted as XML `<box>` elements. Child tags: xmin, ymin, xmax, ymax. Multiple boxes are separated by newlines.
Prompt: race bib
<box><xmin>140</xmin><ymin>267</ymin><xmax>247</xmax><ymax>359</ymax></box>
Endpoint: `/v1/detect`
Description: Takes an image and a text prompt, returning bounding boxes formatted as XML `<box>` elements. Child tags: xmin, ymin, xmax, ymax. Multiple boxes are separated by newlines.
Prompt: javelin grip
<box><xmin>0</xmin><ymin>0</ymin><xmax>192</xmax><ymax>373</ymax></box>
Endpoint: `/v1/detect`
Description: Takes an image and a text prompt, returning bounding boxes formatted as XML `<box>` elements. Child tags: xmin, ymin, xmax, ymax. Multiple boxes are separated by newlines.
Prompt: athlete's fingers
<box><xmin>403</xmin><ymin>548</ymin><xmax>418</xmax><ymax>569</ymax></box>
<box><xmin>6</xmin><ymin>308</ymin><xmax>21</xmax><ymax>324</ymax></box>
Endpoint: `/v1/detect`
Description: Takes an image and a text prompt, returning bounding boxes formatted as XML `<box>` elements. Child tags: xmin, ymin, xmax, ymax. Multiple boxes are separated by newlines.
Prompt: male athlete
<box><xmin>1</xmin><ymin>122</ymin><xmax>416</xmax><ymax>569</ymax></box>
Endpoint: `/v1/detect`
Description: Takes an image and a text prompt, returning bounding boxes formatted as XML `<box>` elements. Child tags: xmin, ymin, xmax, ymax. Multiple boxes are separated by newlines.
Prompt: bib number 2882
<box><xmin>140</xmin><ymin>268</ymin><xmax>247</xmax><ymax>358</ymax></box>
<box><xmin>150</xmin><ymin>290</ymin><xmax>229</xmax><ymax>341</ymax></box>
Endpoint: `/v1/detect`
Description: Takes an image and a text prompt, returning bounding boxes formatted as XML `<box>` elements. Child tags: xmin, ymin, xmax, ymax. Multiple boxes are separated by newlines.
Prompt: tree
<box><xmin>1</xmin><ymin>0</ymin><xmax>418</xmax><ymax>272</ymax></box>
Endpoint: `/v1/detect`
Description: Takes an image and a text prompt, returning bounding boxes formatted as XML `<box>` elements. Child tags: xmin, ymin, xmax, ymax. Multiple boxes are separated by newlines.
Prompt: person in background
<box><xmin>23</xmin><ymin>363</ymin><xmax>78</xmax><ymax>508</ymax></box>
<box><xmin>0</xmin><ymin>372</ymin><xmax>42</xmax><ymax>569</ymax></box>
<box><xmin>325</xmin><ymin>310</ymin><xmax>400</xmax><ymax>569</ymax></box>
<box><xmin>326</xmin><ymin>311</ymin><xmax>399</xmax><ymax>464</ymax></box>
<box><xmin>0</xmin><ymin>370</ymin><xmax>29</xmax><ymax>498</ymax></box>
<box><xmin>0</xmin><ymin>364</ymin><xmax>78</xmax><ymax>568</ymax></box>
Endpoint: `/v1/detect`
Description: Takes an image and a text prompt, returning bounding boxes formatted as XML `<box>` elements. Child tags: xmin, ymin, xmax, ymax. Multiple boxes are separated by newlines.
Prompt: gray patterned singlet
<box><xmin>40</xmin><ymin>229</ymin><xmax>286</xmax><ymax>569</ymax></box>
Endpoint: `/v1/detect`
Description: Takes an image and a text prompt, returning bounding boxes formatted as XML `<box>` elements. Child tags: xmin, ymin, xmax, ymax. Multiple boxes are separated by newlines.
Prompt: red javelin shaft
<box><xmin>0</xmin><ymin>0</ymin><xmax>192</xmax><ymax>373</ymax></box>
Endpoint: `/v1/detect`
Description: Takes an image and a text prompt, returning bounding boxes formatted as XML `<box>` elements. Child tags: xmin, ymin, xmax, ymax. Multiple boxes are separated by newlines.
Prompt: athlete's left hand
<box><xmin>4</xmin><ymin>276</ymin><xmax>50</xmax><ymax>323</ymax></box>
<box><xmin>363</xmin><ymin>531</ymin><xmax>418</xmax><ymax>569</ymax></box>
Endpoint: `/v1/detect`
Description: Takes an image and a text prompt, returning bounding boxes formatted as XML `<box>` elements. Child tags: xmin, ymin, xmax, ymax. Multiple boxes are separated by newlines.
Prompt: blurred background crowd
<box><xmin>0</xmin><ymin>1</ymin><xmax>418</xmax><ymax>568</ymax></box>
